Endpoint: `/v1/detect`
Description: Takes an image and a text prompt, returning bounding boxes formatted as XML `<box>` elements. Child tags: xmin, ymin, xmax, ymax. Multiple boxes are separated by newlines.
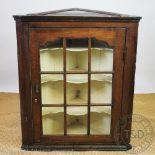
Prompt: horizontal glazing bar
<box><xmin>41</xmin><ymin>104</ymin><xmax>112</xmax><ymax>107</ymax></box>
<box><xmin>90</xmin><ymin>104</ymin><xmax>112</xmax><ymax>106</ymax></box>
<box><xmin>42</xmin><ymin>104</ymin><xmax>64</xmax><ymax>107</ymax></box>
<box><xmin>67</xmin><ymin>104</ymin><xmax>88</xmax><ymax>106</ymax></box>
<box><xmin>40</xmin><ymin>71</ymin><xmax>114</xmax><ymax>74</ymax></box>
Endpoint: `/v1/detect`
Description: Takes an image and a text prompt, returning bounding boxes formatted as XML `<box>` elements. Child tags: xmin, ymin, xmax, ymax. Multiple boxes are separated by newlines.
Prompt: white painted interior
<box><xmin>40</xmin><ymin>48</ymin><xmax>112</xmax><ymax>134</ymax></box>
<box><xmin>42</xmin><ymin>106</ymin><xmax>111</xmax><ymax>135</ymax></box>
<box><xmin>0</xmin><ymin>0</ymin><xmax>155</xmax><ymax>93</ymax></box>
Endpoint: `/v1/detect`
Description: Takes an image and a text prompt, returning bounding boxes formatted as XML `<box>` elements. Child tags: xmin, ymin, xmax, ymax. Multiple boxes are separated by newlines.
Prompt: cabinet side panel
<box><xmin>121</xmin><ymin>22</ymin><xmax>139</xmax><ymax>143</ymax></box>
<box><xmin>16</xmin><ymin>21</ymin><xmax>33</xmax><ymax>145</ymax></box>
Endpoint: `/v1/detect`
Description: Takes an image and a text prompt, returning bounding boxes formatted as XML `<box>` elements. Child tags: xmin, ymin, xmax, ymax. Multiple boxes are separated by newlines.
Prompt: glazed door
<box><xmin>30</xmin><ymin>28</ymin><xmax>126</xmax><ymax>144</ymax></box>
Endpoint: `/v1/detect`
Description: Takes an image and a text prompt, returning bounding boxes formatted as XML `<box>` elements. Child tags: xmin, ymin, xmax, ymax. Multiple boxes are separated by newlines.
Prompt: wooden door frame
<box><xmin>29</xmin><ymin>27</ymin><xmax>126</xmax><ymax>144</ymax></box>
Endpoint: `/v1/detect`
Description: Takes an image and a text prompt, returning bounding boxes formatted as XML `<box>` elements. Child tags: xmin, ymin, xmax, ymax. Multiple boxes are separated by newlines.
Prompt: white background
<box><xmin>0</xmin><ymin>0</ymin><xmax>155</xmax><ymax>93</ymax></box>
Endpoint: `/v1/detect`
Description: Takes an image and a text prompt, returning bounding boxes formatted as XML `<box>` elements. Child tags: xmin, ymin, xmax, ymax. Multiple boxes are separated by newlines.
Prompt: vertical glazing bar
<box><xmin>87</xmin><ymin>38</ymin><xmax>91</xmax><ymax>135</ymax></box>
<box><xmin>63</xmin><ymin>38</ymin><xmax>67</xmax><ymax>135</ymax></box>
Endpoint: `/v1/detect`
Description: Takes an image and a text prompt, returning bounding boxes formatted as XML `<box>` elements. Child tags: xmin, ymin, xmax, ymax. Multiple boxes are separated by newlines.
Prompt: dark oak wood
<box><xmin>40</xmin><ymin>71</ymin><xmax>114</xmax><ymax>74</ymax></box>
<box><xmin>21</xmin><ymin>144</ymin><xmax>132</xmax><ymax>151</ymax></box>
<box><xmin>87</xmin><ymin>38</ymin><xmax>91</xmax><ymax>135</ymax></box>
<box><xmin>14</xmin><ymin>8</ymin><xmax>141</xmax><ymax>151</ymax></box>
<box><xmin>63</xmin><ymin>38</ymin><xmax>67</xmax><ymax>135</ymax></box>
<box><xmin>41</xmin><ymin>104</ymin><xmax>112</xmax><ymax>107</ymax></box>
<box><xmin>16</xmin><ymin>22</ymin><xmax>33</xmax><ymax>145</ymax></box>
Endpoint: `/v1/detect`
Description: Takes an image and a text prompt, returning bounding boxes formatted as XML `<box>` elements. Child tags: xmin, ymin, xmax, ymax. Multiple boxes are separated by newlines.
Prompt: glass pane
<box><xmin>67</xmin><ymin>106</ymin><xmax>87</xmax><ymax>134</ymax></box>
<box><xmin>41</xmin><ymin>74</ymin><xmax>64</xmax><ymax>105</ymax></box>
<box><xmin>40</xmin><ymin>39</ymin><xmax>63</xmax><ymax>71</ymax></box>
<box><xmin>90</xmin><ymin>106</ymin><xmax>111</xmax><ymax>135</ymax></box>
<box><xmin>66</xmin><ymin>38</ymin><xmax>88</xmax><ymax>71</ymax></box>
<box><xmin>42</xmin><ymin>107</ymin><xmax>64</xmax><ymax>135</ymax></box>
<box><xmin>91</xmin><ymin>74</ymin><xmax>112</xmax><ymax>104</ymax></box>
<box><xmin>67</xmin><ymin>74</ymin><xmax>88</xmax><ymax>105</ymax></box>
<box><xmin>91</xmin><ymin>38</ymin><xmax>113</xmax><ymax>71</ymax></box>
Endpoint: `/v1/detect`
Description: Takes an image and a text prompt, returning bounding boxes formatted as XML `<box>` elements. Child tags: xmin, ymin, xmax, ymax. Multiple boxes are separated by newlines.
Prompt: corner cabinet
<box><xmin>13</xmin><ymin>8</ymin><xmax>141</xmax><ymax>151</ymax></box>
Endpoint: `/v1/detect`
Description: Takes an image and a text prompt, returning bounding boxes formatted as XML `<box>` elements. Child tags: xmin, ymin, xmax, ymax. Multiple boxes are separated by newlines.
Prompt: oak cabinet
<box><xmin>13</xmin><ymin>8</ymin><xmax>141</xmax><ymax>151</ymax></box>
